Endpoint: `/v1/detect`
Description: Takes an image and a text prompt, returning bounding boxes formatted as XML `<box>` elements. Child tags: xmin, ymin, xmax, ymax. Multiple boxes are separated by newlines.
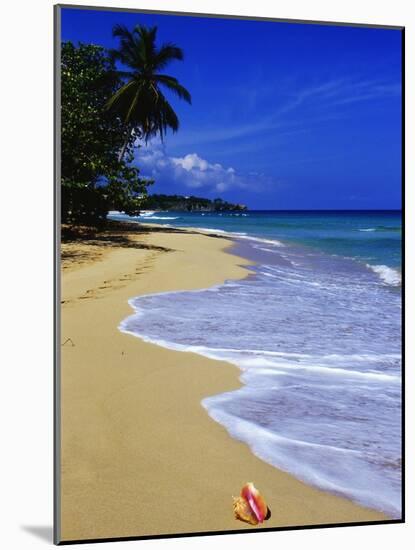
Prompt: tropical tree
<box><xmin>61</xmin><ymin>42</ymin><xmax>152</xmax><ymax>222</ymax></box>
<box><xmin>61</xmin><ymin>42</ymin><xmax>124</xmax><ymax>186</ymax></box>
<box><xmin>107</xmin><ymin>24</ymin><xmax>191</xmax><ymax>161</ymax></box>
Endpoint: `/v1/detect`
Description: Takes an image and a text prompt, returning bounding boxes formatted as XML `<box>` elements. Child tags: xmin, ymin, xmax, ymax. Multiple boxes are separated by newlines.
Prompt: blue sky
<box><xmin>61</xmin><ymin>7</ymin><xmax>402</xmax><ymax>210</ymax></box>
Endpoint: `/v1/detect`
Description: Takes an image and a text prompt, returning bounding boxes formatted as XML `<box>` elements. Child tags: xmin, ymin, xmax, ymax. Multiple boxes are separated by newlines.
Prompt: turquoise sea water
<box><xmin>110</xmin><ymin>210</ymin><xmax>402</xmax><ymax>518</ymax></box>
<box><xmin>110</xmin><ymin>209</ymin><xmax>402</xmax><ymax>276</ymax></box>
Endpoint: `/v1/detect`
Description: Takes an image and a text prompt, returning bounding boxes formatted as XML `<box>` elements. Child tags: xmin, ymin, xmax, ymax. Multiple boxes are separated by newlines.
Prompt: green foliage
<box><xmin>61</xmin><ymin>42</ymin><xmax>122</xmax><ymax>185</ymax></box>
<box><xmin>61</xmin><ymin>41</ymin><xmax>152</xmax><ymax>222</ymax></box>
<box><xmin>141</xmin><ymin>194</ymin><xmax>247</xmax><ymax>212</ymax></box>
<box><xmin>105</xmin><ymin>164</ymin><xmax>150</xmax><ymax>216</ymax></box>
<box><xmin>106</xmin><ymin>25</ymin><xmax>191</xmax><ymax>148</ymax></box>
<box><xmin>61</xmin><ymin>182</ymin><xmax>108</xmax><ymax>222</ymax></box>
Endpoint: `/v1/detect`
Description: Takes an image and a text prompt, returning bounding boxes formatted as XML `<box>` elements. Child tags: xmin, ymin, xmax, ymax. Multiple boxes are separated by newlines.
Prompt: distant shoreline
<box><xmin>110</xmin><ymin>208</ymin><xmax>402</xmax><ymax>213</ymax></box>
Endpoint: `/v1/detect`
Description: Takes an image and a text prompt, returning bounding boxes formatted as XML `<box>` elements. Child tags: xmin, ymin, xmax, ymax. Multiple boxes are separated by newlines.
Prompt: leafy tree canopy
<box><xmin>61</xmin><ymin>41</ymin><xmax>152</xmax><ymax>222</ymax></box>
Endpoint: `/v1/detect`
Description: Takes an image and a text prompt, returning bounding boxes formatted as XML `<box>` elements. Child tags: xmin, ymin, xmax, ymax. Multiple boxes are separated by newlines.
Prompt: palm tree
<box><xmin>107</xmin><ymin>24</ymin><xmax>191</xmax><ymax>162</ymax></box>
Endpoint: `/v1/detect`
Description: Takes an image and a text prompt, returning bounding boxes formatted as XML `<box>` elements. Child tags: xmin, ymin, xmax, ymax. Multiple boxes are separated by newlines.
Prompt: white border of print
<box><xmin>1</xmin><ymin>0</ymin><xmax>412</xmax><ymax>549</ymax></box>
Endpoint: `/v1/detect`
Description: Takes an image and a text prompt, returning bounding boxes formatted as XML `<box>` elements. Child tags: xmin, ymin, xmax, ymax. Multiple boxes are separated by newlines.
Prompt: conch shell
<box><xmin>233</xmin><ymin>482</ymin><xmax>269</xmax><ymax>525</ymax></box>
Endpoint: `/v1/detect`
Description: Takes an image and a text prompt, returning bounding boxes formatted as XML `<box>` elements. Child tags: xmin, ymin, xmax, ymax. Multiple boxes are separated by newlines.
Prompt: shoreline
<box><xmin>60</xmin><ymin>221</ymin><xmax>387</xmax><ymax>542</ymax></box>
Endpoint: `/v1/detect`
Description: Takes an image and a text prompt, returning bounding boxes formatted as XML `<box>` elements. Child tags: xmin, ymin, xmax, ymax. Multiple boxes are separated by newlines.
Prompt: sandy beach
<box><xmin>59</xmin><ymin>222</ymin><xmax>387</xmax><ymax>542</ymax></box>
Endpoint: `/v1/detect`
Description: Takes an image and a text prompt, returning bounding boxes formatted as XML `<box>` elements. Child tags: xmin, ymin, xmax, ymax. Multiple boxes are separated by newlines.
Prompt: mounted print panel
<box><xmin>54</xmin><ymin>4</ymin><xmax>404</xmax><ymax>544</ymax></box>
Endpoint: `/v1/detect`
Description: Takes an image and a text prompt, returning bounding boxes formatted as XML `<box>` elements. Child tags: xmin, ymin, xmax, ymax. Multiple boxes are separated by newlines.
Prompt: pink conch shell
<box><xmin>233</xmin><ymin>482</ymin><xmax>269</xmax><ymax>525</ymax></box>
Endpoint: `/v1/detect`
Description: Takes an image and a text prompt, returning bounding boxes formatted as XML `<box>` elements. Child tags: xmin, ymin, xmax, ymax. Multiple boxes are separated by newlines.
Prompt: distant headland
<box><xmin>141</xmin><ymin>194</ymin><xmax>247</xmax><ymax>212</ymax></box>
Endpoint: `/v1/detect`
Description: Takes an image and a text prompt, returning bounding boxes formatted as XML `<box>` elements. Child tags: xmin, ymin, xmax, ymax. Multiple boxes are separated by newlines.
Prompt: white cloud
<box><xmin>215</xmin><ymin>182</ymin><xmax>228</xmax><ymax>193</ymax></box>
<box><xmin>137</xmin><ymin>143</ymin><xmax>260</xmax><ymax>194</ymax></box>
<box><xmin>172</xmin><ymin>153</ymin><xmax>209</xmax><ymax>172</ymax></box>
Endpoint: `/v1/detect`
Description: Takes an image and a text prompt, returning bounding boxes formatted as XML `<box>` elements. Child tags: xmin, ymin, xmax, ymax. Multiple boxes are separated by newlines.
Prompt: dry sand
<box><xmin>59</xmin><ymin>222</ymin><xmax>386</xmax><ymax>542</ymax></box>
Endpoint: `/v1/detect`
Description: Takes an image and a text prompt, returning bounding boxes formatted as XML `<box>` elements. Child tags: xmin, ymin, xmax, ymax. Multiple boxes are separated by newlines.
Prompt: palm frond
<box><xmin>155</xmin><ymin>75</ymin><xmax>192</xmax><ymax>103</ymax></box>
<box><xmin>153</xmin><ymin>43</ymin><xmax>184</xmax><ymax>70</ymax></box>
<box><xmin>107</xmin><ymin>67</ymin><xmax>135</xmax><ymax>80</ymax></box>
<box><xmin>105</xmin><ymin>79</ymin><xmax>137</xmax><ymax>112</ymax></box>
<box><xmin>112</xmin><ymin>24</ymin><xmax>145</xmax><ymax>70</ymax></box>
<box><xmin>112</xmin><ymin>24</ymin><xmax>134</xmax><ymax>41</ymax></box>
<box><xmin>125</xmin><ymin>84</ymin><xmax>143</xmax><ymax>123</ymax></box>
<box><xmin>154</xmin><ymin>91</ymin><xmax>179</xmax><ymax>141</ymax></box>
<box><xmin>134</xmin><ymin>25</ymin><xmax>157</xmax><ymax>66</ymax></box>
<box><xmin>108</xmin><ymin>23</ymin><xmax>190</xmax><ymax>152</ymax></box>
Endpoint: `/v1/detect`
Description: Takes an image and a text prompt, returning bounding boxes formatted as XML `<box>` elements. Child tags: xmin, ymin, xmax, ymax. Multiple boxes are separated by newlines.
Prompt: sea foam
<box><xmin>366</xmin><ymin>264</ymin><xmax>401</xmax><ymax>286</ymax></box>
<box><xmin>120</xmin><ymin>237</ymin><xmax>401</xmax><ymax>518</ymax></box>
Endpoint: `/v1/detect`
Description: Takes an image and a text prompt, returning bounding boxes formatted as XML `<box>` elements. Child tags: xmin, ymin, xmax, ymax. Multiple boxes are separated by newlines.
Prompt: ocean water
<box><xmin>109</xmin><ymin>210</ymin><xmax>402</xmax><ymax>281</ymax></box>
<box><xmin>111</xmin><ymin>210</ymin><xmax>402</xmax><ymax>518</ymax></box>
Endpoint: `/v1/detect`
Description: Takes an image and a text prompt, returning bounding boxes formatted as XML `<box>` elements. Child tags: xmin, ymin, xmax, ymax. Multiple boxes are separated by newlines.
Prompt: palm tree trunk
<box><xmin>118</xmin><ymin>125</ymin><xmax>133</xmax><ymax>162</ymax></box>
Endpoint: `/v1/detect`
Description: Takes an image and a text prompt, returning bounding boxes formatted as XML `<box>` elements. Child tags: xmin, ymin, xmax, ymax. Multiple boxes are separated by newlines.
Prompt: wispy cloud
<box><xmin>167</xmin><ymin>119</ymin><xmax>284</xmax><ymax>149</ymax></box>
<box><xmin>325</xmin><ymin>80</ymin><xmax>401</xmax><ymax>106</ymax></box>
<box><xmin>274</xmin><ymin>78</ymin><xmax>349</xmax><ymax>117</ymax></box>
<box><xmin>274</xmin><ymin>77</ymin><xmax>400</xmax><ymax>112</ymax></box>
<box><xmin>170</xmin><ymin>77</ymin><xmax>400</xmax><ymax>149</ymax></box>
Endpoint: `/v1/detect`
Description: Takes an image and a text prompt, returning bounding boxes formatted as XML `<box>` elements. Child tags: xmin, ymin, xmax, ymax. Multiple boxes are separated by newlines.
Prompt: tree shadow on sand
<box><xmin>61</xmin><ymin>220</ymin><xmax>228</xmax><ymax>253</ymax></box>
